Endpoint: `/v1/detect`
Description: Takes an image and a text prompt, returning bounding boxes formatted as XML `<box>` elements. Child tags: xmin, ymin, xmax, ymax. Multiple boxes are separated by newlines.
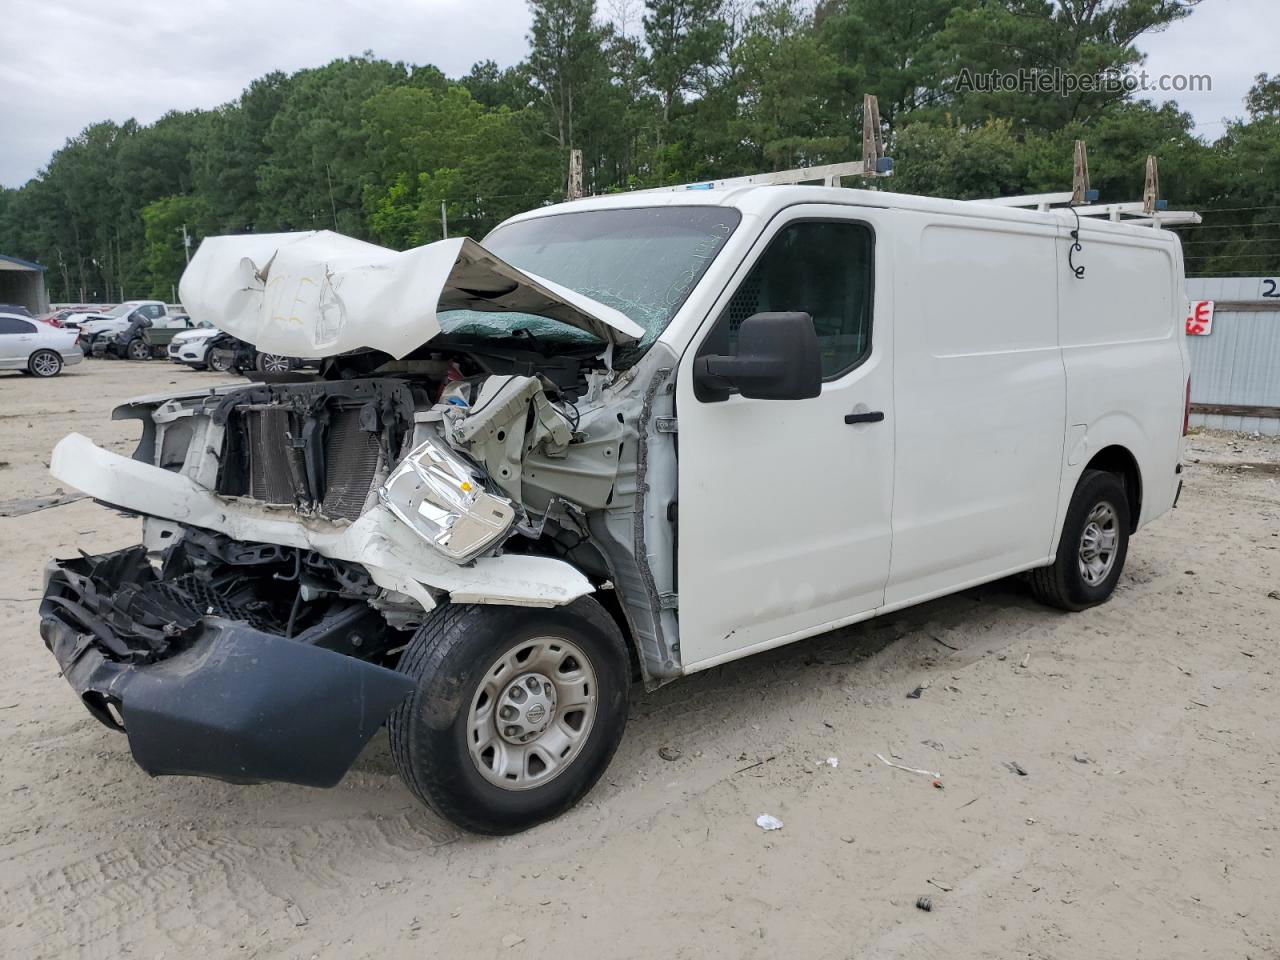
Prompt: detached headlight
<box><xmin>379</xmin><ymin>436</ymin><xmax>515</xmax><ymax>563</ymax></box>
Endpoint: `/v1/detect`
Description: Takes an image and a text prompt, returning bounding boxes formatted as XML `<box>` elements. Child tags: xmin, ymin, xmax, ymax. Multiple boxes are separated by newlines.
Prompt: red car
<box><xmin>37</xmin><ymin>309</ymin><xmax>76</xmax><ymax>328</ymax></box>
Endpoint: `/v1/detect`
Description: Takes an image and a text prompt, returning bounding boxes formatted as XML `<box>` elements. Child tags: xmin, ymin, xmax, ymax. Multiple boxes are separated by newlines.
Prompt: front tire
<box><xmin>28</xmin><ymin>349</ymin><xmax>63</xmax><ymax>378</ymax></box>
<box><xmin>1030</xmin><ymin>469</ymin><xmax>1130</xmax><ymax>611</ymax></box>
<box><xmin>208</xmin><ymin>349</ymin><xmax>233</xmax><ymax>373</ymax></box>
<box><xmin>388</xmin><ymin>597</ymin><xmax>630</xmax><ymax>835</ymax></box>
<box><xmin>126</xmin><ymin>338</ymin><xmax>150</xmax><ymax>361</ymax></box>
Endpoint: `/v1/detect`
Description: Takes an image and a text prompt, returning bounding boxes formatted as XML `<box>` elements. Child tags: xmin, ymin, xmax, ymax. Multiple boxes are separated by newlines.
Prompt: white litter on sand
<box><xmin>874</xmin><ymin>753</ymin><xmax>941</xmax><ymax>780</ymax></box>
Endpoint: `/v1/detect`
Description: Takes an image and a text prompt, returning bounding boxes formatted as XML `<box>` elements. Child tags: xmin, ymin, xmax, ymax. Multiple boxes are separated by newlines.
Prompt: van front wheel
<box><xmin>1030</xmin><ymin>469</ymin><xmax>1130</xmax><ymax>611</ymax></box>
<box><xmin>388</xmin><ymin>597</ymin><xmax>630</xmax><ymax>834</ymax></box>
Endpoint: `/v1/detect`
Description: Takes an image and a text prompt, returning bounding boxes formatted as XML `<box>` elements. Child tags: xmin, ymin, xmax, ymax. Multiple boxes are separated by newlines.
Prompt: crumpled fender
<box><xmin>51</xmin><ymin>432</ymin><xmax>594</xmax><ymax>610</ymax></box>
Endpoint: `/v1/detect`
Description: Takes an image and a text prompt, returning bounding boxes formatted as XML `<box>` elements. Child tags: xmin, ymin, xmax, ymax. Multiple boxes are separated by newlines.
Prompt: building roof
<box><xmin>0</xmin><ymin>253</ymin><xmax>46</xmax><ymax>272</ymax></box>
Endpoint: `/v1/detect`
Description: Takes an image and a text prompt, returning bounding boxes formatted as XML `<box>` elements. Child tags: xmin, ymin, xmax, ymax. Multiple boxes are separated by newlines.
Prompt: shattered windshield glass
<box><xmin>439</xmin><ymin>205</ymin><xmax>741</xmax><ymax>361</ymax></box>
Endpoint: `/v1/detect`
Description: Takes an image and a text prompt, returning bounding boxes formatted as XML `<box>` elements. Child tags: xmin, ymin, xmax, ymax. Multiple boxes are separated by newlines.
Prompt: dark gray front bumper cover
<box><xmin>40</xmin><ymin>605</ymin><xmax>414</xmax><ymax>789</ymax></box>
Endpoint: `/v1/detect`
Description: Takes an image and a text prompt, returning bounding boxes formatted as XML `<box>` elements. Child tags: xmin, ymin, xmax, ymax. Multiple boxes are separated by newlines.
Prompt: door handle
<box><xmin>844</xmin><ymin>410</ymin><xmax>885</xmax><ymax>425</ymax></box>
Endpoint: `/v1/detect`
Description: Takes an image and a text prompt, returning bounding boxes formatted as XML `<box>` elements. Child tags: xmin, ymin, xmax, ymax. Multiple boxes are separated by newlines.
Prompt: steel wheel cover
<box><xmin>1078</xmin><ymin>501</ymin><xmax>1119</xmax><ymax>585</ymax></box>
<box><xmin>466</xmin><ymin>636</ymin><xmax>598</xmax><ymax>791</ymax></box>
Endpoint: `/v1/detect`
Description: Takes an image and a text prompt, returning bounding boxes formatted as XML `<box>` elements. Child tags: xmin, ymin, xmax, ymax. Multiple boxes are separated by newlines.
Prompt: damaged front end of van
<box><xmin>38</xmin><ymin>226</ymin><xmax>698</xmax><ymax>800</ymax></box>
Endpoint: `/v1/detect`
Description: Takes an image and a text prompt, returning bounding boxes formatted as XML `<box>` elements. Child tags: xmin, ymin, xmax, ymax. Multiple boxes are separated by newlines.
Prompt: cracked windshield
<box><xmin>439</xmin><ymin>205</ymin><xmax>741</xmax><ymax>360</ymax></box>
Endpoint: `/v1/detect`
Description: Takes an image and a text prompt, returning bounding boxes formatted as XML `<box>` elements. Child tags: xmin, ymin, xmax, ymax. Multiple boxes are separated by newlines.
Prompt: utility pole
<box><xmin>441</xmin><ymin>201</ymin><xmax>449</xmax><ymax>240</ymax></box>
<box><xmin>179</xmin><ymin>223</ymin><xmax>192</xmax><ymax>264</ymax></box>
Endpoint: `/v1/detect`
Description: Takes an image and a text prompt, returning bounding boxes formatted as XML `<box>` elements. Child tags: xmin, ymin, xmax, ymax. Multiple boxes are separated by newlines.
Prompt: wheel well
<box><xmin>1084</xmin><ymin>445</ymin><xmax>1142</xmax><ymax>531</ymax></box>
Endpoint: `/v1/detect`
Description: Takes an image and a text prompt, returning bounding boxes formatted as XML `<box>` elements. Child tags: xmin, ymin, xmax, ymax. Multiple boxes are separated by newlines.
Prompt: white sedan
<box><xmin>0</xmin><ymin>312</ymin><xmax>82</xmax><ymax>377</ymax></box>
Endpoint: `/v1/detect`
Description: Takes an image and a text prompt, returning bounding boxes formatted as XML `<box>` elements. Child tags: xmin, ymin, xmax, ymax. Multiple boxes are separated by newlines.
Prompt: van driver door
<box><xmin>673</xmin><ymin>205</ymin><xmax>896</xmax><ymax>670</ymax></box>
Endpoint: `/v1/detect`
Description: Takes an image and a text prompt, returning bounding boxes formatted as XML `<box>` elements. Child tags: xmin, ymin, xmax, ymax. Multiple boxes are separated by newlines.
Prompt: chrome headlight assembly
<box><xmin>379</xmin><ymin>436</ymin><xmax>515</xmax><ymax>563</ymax></box>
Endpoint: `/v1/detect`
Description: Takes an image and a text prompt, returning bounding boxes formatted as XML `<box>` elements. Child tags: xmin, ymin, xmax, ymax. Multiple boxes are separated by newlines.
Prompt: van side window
<box><xmin>721</xmin><ymin>220</ymin><xmax>874</xmax><ymax>379</ymax></box>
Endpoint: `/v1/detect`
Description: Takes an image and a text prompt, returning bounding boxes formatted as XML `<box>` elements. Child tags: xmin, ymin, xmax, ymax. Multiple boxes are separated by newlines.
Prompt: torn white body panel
<box><xmin>177</xmin><ymin>231</ymin><xmax>643</xmax><ymax>358</ymax></box>
<box><xmin>51</xmin><ymin>433</ymin><xmax>594</xmax><ymax>609</ymax></box>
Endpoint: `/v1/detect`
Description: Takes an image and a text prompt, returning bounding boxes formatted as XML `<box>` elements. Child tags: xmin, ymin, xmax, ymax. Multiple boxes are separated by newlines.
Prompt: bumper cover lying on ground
<box><xmin>39</xmin><ymin>551</ymin><xmax>414</xmax><ymax>788</ymax></box>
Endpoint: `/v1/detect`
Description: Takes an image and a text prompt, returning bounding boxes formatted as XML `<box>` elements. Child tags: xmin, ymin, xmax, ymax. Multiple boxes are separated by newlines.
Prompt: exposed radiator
<box><xmin>246</xmin><ymin>406</ymin><xmax>302</xmax><ymax>505</ymax></box>
<box><xmin>321</xmin><ymin>408</ymin><xmax>382</xmax><ymax>521</ymax></box>
<box><xmin>221</xmin><ymin>403</ymin><xmax>383</xmax><ymax>520</ymax></box>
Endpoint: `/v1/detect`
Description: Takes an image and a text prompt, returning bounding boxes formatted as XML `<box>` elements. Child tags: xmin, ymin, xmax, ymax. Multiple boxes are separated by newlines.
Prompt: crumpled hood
<box><xmin>178</xmin><ymin>230</ymin><xmax>643</xmax><ymax>359</ymax></box>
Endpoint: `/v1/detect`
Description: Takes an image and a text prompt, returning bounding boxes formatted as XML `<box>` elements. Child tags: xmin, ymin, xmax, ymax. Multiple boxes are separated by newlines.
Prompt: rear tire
<box><xmin>1030</xmin><ymin>469</ymin><xmax>1130</xmax><ymax>611</ymax></box>
<box><xmin>388</xmin><ymin>597</ymin><xmax>629</xmax><ymax>835</ymax></box>
<box><xmin>28</xmin><ymin>349</ymin><xmax>62</xmax><ymax>378</ymax></box>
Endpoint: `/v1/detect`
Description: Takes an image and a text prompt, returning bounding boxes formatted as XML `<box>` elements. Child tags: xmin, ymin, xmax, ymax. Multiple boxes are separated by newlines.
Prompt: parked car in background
<box><xmin>93</xmin><ymin>314</ymin><xmax>203</xmax><ymax>361</ymax></box>
<box><xmin>0</xmin><ymin>304</ymin><xmax>35</xmax><ymax>318</ymax></box>
<box><xmin>37</xmin><ymin>309</ymin><xmax>77</xmax><ymax>328</ymax></box>
<box><xmin>204</xmin><ymin>330</ymin><xmax>304</xmax><ymax>374</ymax></box>
<box><xmin>80</xmin><ymin>304</ymin><xmax>199</xmax><ymax>357</ymax></box>
<box><xmin>77</xmin><ymin>301</ymin><xmax>169</xmax><ymax>348</ymax></box>
<box><xmin>0</xmin><ymin>311</ymin><xmax>81</xmax><ymax>377</ymax></box>
<box><xmin>166</xmin><ymin>322</ymin><xmax>219</xmax><ymax>369</ymax></box>
<box><xmin>61</xmin><ymin>305</ymin><xmax>118</xmax><ymax>330</ymax></box>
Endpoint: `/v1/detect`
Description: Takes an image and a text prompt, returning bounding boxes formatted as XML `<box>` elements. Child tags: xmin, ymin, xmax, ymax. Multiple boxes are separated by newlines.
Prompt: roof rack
<box><xmin>626</xmin><ymin>95</ymin><xmax>893</xmax><ymax>196</ymax></box>
<box><xmin>610</xmin><ymin>113</ymin><xmax>1200</xmax><ymax>228</ymax></box>
<box><xmin>969</xmin><ymin>144</ymin><xmax>1201</xmax><ymax>227</ymax></box>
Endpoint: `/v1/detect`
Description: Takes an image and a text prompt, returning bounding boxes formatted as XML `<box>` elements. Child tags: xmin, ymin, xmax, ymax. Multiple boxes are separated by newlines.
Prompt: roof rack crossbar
<box><xmin>967</xmin><ymin>144</ymin><xmax>1199</xmax><ymax>228</ymax></box>
<box><xmin>1069</xmin><ymin>202</ymin><xmax>1202</xmax><ymax>226</ymax></box>
<box><xmin>625</xmin><ymin>159</ymin><xmax>893</xmax><ymax>196</ymax></box>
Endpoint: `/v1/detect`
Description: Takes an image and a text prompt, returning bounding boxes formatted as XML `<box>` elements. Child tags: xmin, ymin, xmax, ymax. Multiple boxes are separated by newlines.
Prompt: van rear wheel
<box><xmin>388</xmin><ymin>597</ymin><xmax>629</xmax><ymax>835</ymax></box>
<box><xmin>1030</xmin><ymin>469</ymin><xmax>1130</xmax><ymax>611</ymax></box>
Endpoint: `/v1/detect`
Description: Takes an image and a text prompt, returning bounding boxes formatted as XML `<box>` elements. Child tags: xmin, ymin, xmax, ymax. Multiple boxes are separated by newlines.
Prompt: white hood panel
<box><xmin>178</xmin><ymin>230</ymin><xmax>643</xmax><ymax>359</ymax></box>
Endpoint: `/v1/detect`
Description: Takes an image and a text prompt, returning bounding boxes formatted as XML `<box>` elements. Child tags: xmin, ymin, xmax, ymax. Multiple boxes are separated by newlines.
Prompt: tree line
<box><xmin>1</xmin><ymin>0</ymin><xmax>1277</xmax><ymax>304</ymax></box>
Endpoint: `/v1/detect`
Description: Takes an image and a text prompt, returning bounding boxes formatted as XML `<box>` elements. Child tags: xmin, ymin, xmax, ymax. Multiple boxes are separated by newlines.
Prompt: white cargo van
<box><xmin>39</xmin><ymin>182</ymin><xmax>1189</xmax><ymax>834</ymax></box>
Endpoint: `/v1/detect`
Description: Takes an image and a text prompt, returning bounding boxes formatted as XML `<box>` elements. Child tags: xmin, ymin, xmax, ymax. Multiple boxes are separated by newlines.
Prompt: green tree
<box><xmin>140</xmin><ymin>194</ymin><xmax>206</xmax><ymax>299</ymax></box>
<box><xmin>363</xmin><ymin>85</ymin><xmax>556</xmax><ymax>246</ymax></box>
<box><xmin>734</xmin><ymin>0</ymin><xmax>845</xmax><ymax>169</ymax></box>
<box><xmin>892</xmin><ymin>117</ymin><xmax>1029</xmax><ymax>199</ymax></box>
<box><xmin>643</xmin><ymin>0</ymin><xmax>728</xmax><ymax>163</ymax></box>
<box><xmin>942</xmin><ymin>0</ymin><xmax>1203</xmax><ymax>132</ymax></box>
<box><xmin>527</xmin><ymin>0</ymin><xmax>606</xmax><ymax>190</ymax></box>
<box><xmin>192</xmin><ymin>72</ymin><xmax>293</xmax><ymax>234</ymax></box>
<box><xmin>816</xmin><ymin>0</ymin><xmax>963</xmax><ymax>133</ymax></box>
<box><xmin>257</xmin><ymin>55</ymin><xmax>410</xmax><ymax>235</ymax></box>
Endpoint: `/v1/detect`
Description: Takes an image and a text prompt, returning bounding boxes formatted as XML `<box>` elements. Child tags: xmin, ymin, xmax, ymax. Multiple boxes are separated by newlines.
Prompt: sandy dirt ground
<box><xmin>0</xmin><ymin>360</ymin><xmax>1277</xmax><ymax>960</ymax></box>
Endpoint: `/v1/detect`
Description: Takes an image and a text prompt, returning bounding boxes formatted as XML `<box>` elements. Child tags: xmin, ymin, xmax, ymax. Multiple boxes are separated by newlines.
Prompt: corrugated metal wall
<box><xmin>1185</xmin><ymin>277</ymin><xmax>1280</xmax><ymax>436</ymax></box>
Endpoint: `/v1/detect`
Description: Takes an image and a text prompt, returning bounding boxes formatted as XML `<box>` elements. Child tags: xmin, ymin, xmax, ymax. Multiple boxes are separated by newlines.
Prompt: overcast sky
<box><xmin>0</xmin><ymin>0</ymin><xmax>1272</xmax><ymax>188</ymax></box>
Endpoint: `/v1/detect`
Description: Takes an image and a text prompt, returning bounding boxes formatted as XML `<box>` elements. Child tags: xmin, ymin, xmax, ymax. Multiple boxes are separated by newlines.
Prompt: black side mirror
<box><xmin>694</xmin><ymin>311</ymin><xmax>822</xmax><ymax>402</ymax></box>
